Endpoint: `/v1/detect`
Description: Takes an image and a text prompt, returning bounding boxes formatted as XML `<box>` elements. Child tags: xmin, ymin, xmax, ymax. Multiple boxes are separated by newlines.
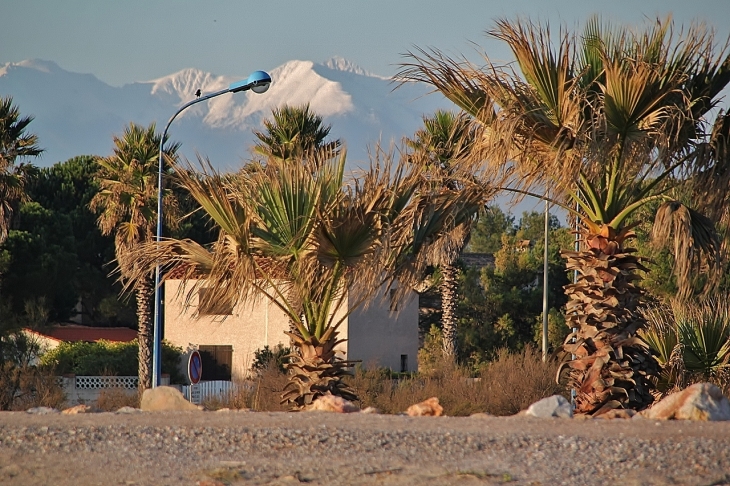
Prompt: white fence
<box><xmin>59</xmin><ymin>375</ymin><xmax>237</xmax><ymax>405</ymax></box>
<box><xmin>59</xmin><ymin>375</ymin><xmax>170</xmax><ymax>403</ymax></box>
<box><xmin>182</xmin><ymin>380</ymin><xmax>242</xmax><ymax>405</ymax></box>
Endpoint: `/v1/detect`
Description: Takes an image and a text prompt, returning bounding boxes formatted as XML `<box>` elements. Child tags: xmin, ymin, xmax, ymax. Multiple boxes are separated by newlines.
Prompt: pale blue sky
<box><xmin>3</xmin><ymin>0</ymin><xmax>730</xmax><ymax>86</ymax></box>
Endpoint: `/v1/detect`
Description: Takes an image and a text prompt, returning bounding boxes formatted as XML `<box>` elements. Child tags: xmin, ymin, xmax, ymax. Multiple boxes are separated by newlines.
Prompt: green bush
<box><xmin>40</xmin><ymin>339</ymin><xmax>184</xmax><ymax>383</ymax></box>
<box><xmin>642</xmin><ymin>297</ymin><xmax>730</xmax><ymax>393</ymax></box>
<box><xmin>251</xmin><ymin>344</ymin><xmax>292</xmax><ymax>374</ymax></box>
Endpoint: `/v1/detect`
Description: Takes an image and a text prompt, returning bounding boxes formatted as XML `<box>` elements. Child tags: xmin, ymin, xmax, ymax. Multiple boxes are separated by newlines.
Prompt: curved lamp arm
<box><xmin>151</xmin><ymin>70</ymin><xmax>271</xmax><ymax>388</ymax></box>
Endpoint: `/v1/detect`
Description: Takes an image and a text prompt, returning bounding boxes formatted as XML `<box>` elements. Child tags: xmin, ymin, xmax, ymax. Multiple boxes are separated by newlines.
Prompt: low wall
<box><xmin>60</xmin><ymin>375</ymin><xmax>171</xmax><ymax>404</ymax></box>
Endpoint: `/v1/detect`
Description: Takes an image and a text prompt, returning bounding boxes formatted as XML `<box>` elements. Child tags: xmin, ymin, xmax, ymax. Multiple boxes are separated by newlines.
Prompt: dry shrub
<box><xmin>248</xmin><ymin>364</ymin><xmax>290</xmax><ymax>411</ymax></box>
<box><xmin>201</xmin><ymin>347</ymin><xmax>565</xmax><ymax>415</ymax></box>
<box><xmin>95</xmin><ymin>387</ymin><xmax>140</xmax><ymax>411</ymax></box>
<box><xmin>348</xmin><ymin>346</ymin><xmax>565</xmax><ymax>416</ymax></box>
<box><xmin>201</xmin><ymin>363</ymin><xmax>289</xmax><ymax>411</ymax></box>
<box><xmin>709</xmin><ymin>371</ymin><xmax>730</xmax><ymax>397</ymax></box>
<box><xmin>0</xmin><ymin>363</ymin><xmax>66</xmax><ymax>411</ymax></box>
<box><xmin>479</xmin><ymin>347</ymin><xmax>566</xmax><ymax>415</ymax></box>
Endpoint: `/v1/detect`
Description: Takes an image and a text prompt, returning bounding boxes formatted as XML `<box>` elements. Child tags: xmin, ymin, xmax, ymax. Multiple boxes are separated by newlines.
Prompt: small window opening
<box><xmin>389</xmin><ymin>288</ymin><xmax>398</xmax><ymax>312</ymax></box>
<box><xmin>198</xmin><ymin>288</ymin><xmax>234</xmax><ymax>316</ymax></box>
<box><xmin>400</xmin><ymin>354</ymin><xmax>408</xmax><ymax>373</ymax></box>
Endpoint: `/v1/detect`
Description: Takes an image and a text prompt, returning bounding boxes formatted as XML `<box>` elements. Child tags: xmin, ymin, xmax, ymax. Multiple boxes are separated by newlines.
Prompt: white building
<box><xmin>163</xmin><ymin>280</ymin><xmax>419</xmax><ymax>383</ymax></box>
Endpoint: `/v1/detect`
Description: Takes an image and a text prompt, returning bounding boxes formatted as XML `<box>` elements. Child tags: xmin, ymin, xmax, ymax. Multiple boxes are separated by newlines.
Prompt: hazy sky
<box><xmin>3</xmin><ymin>0</ymin><xmax>730</xmax><ymax>86</ymax></box>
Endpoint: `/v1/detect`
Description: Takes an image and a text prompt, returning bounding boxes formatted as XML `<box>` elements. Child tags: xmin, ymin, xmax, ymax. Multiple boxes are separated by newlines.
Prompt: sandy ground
<box><xmin>1</xmin><ymin>410</ymin><xmax>730</xmax><ymax>485</ymax></box>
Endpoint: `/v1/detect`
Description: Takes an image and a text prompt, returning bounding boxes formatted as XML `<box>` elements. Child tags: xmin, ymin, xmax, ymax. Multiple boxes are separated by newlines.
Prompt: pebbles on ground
<box><xmin>1</xmin><ymin>411</ymin><xmax>730</xmax><ymax>485</ymax></box>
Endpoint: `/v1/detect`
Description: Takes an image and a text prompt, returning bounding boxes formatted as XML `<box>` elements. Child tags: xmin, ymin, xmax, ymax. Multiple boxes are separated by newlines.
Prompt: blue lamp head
<box><xmin>247</xmin><ymin>70</ymin><xmax>272</xmax><ymax>93</ymax></box>
<box><xmin>228</xmin><ymin>70</ymin><xmax>272</xmax><ymax>94</ymax></box>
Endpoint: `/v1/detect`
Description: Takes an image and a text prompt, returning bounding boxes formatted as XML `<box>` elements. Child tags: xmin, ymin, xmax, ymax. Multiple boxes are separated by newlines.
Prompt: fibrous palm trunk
<box><xmin>440</xmin><ymin>262</ymin><xmax>459</xmax><ymax>358</ymax></box>
<box><xmin>559</xmin><ymin>229</ymin><xmax>659</xmax><ymax>416</ymax></box>
<box><xmin>135</xmin><ymin>276</ymin><xmax>154</xmax><ymax>391</ymax></box>
<box><xmin>281</xmin><ymin>327</ymin><xmax>358</xmax><ymax>410</ymax></box>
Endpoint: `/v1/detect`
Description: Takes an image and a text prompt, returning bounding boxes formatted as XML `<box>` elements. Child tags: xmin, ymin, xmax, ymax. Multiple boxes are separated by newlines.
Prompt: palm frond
<box><xmin>652</xmin><ymin>201</ymin><xmax>721</xmax><ymax>299</ymax></box>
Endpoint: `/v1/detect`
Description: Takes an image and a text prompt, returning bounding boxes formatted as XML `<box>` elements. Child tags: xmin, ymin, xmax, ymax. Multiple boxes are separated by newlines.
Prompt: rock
<box><xmin>525</xmin><ymin>395</ymin><xmax>573</xmax><ymax>418</ymax></box>
<box><xmin>26</xmin><ymin>407</ymin><xmax>59</xmax><ymax>414</ymax></box>
<box><xmin>406</xmin><ymin>397</ymin><xmax>443</xmax><ymax>417</ymax></box>
<box><xmin>1</xmin><ymin>464</ymin><xmax>21</xmax><ymax>478</ymax></box>
<box><xmin>594</xmin><ymin>409</ymin><xmax>636</xmax><ymax>419</ymax></box>
<box><xmin>62</xmin><ymin>404</ymin><xmax>98</xmax><ymax>414</ymax></box>
<box><xmin>360</xmin><ymin>406</ymin><xmax>380</xmax><ymax>414</ymax></box>
<box><xmin>640</xmin><ymin>383</ymin><xmax>730</xmax><ymax>421</ymax></box>
<box><xmin>307</xmin><ymin>394</ymin><xmax>360</xmax><ymax>413</ymax></box>
<box><xmin>115</xmin><ymin>406</ymin><xmax>142</xmax><ymax>414</ymax></box>
<box><xmin>469</xmin><ymin>412</ymin><xmax>494</xmax><ymax>418</ymax></box>
<box><xmin>140</xmin><ymin>386</ymin><xmax>202</xmax><ymax>412</ymax></box>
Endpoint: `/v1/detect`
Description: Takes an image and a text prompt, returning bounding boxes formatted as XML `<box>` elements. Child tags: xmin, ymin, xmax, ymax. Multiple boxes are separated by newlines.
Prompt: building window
<box><xmin>198</xmin><ymin>345</ymin><xmax>233</xmax><ymax>381</ymax></box>
<box><xmin>400</xmin><ymin>354</ymin><xmax>408</xmax><ymax>373</ymax></box>
<box><xmin>389</xmin><ymin>288</ymin><xmax>398</xmax><ymax>312</ymax></box>
<box><xmin>198</xmin><ymin>288</ymin><xmax>234</xmax><ymax>316</ymax></box>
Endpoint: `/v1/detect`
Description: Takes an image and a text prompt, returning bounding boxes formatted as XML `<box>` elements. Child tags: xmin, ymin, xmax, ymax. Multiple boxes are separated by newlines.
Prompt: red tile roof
<box><xmin>29</xmin><ymin>325</ymin><xmax>138</xmax><ymax>343</ymax></box>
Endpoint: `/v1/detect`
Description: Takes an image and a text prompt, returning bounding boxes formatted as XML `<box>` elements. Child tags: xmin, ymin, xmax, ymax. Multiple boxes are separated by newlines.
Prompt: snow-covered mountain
<box><xmin>0</xmin><ymin>58</ymin><xmax>452</xmax><ymax>170</ymax></box>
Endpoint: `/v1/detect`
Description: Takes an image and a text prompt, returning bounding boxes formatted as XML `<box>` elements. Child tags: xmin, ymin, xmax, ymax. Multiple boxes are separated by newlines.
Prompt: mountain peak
<box><xmin>0</xmin><ymin>59</ymin><xmax>63</xmax><ymax>77</ymax></box>
<box><xmin>149</xmin><ymin>67</ymin><xmax>230</xmax><ymax>102</ymax></box>
<box><xmin>0</xmin><ymin>57</ymin><xmax>451</xmax><ymax>168</ymax></box>
<box><xmin>322</xmin><ymin>56</ymin><xmax>377</xmax><ymax>77</ymax></box>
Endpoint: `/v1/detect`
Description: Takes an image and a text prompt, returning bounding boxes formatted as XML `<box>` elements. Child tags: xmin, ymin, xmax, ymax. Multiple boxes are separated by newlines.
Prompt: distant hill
<box><xmin>0</xmin><ymin>58</ymin><xmax>452</xmax><ymax>170</ymax></box>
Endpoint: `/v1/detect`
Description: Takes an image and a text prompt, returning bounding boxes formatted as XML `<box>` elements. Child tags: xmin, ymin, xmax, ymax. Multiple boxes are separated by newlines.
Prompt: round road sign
<box><xmin>188</xmin><ymin>350</ymin><xmax>203</xmax><ymax>384</ymax></box>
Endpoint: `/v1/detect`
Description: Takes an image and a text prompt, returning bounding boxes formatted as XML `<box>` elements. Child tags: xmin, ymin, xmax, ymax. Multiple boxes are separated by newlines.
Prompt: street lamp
<box><xmin>152</xmin><ymin>70</ymin><xmax>272</xmax><ymax>387</ymax></box>
<box><xmin>542</xmin><ymin>199</ymin><xmax>549</xmax><ymax>362</ymax></box>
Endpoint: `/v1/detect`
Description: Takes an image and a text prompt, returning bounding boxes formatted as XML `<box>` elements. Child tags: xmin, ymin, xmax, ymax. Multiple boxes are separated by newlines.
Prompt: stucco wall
<box><xmin>164</xmin><ymin>280</ymin><xmax>290</xmax><ymax>382</ymax></box>
<box><xmin>344</xmin><ymin>287</ymin><xmax>419</xmax><ymax>372</ymax></box>
<box><xmin>164</xmin><ymin>280</ymin><xmax>419</xmax><ymax>381</ymax></box>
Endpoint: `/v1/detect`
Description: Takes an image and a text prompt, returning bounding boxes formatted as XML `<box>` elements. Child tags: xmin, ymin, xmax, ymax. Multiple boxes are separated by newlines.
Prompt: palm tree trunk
<box><xmin>559</xmin><ymin>234</ymin><xmax>659</xmax><ymax>415</ymax></box>
<box><xmin>135</xmin><ymin>276</ymin><xmax>154</xmax><ymax>391</ymax></box>
<box><xmin>280</xmin><ymin>329</ymin><xmax>357</xmax><ymax>410</ymax></box>
<box><xmin>440</xmin><ymin>262</ymin><xmax>459</xmax><ymax>358</ymax></box>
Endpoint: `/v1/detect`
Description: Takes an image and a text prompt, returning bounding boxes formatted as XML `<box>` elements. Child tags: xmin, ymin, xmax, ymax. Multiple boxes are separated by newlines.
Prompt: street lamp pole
<box><xmin>542</xmin><ymin>199</ymin><xmax>549</xmax><ymax>362</ymax></box>
<box><xmin>151</xmin><ymin>70</ymin><xmax>272</xmax><ymax>387</ymax></box>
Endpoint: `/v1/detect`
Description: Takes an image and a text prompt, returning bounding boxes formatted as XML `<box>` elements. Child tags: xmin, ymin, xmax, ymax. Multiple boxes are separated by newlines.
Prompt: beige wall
<box><xmin>164</xmin><ymin>280</ymin><xmax>290</xmax><ymax>382</ymax></box>
<box><xmin>344</xmin><ymin>287</ymin><xmax>419</xmax><ymax>372</ymax></box>
<box><xmin>164</xmin><ymin>280</ymin><xmax>419</xmax><ymax>382</ymax></box>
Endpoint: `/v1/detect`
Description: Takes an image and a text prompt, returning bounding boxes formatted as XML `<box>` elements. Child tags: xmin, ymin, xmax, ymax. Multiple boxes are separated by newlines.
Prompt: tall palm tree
<box><xmin>0</xmin><ymin>96</ymin><xmax>42</xmax><ymax>245</ymax></box>
<box><xmin>123</xmin><ymin>148</ymin><xmax>495</xmax><ymax>409</ymax></box>
<box><xmin>398</xmin><ymin>17</ymin><xmax>730</xmax><ymax>415</ymax></box>
<box><xmin>406</xmin><ymin>110</ymin><xmax>481</xmax><ymax>358</ymax></box>
<box><xmin>253</xmin><ymin>103</ymin><xmax>341</xmax><ymax>163</ymax></box>
<box><xmin>90</xmin><ymin>122</ymin><xmax>180</xmax><ymax>390</ymax></box>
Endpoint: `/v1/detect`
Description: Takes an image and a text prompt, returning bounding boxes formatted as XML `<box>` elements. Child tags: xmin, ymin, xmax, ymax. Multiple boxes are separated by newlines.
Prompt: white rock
<box><xmin>306</xmin><ymin>394</ymin><xmax>360</xmax><ymax>413</ymax></box>
<box><xmin>115</xmin><ymin>406</ymin><xmax>143</xmax><ymax>414</ymax></box>
<box><xmin>26</xmin><ymin>407</ymin><xmax>59</xmax><ymax>414</ymax></box>
<box><xmin>526</xmin><ymin>395</ymin><xmax>573</xmax><ymax>418</ymax></box>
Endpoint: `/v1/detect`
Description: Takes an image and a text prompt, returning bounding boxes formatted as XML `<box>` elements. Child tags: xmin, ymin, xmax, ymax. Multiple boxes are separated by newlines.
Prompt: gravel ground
<box><xmin>1</xmin><ymin>410</ymin><xmax>730</xmax><ymax>485</ymax></box>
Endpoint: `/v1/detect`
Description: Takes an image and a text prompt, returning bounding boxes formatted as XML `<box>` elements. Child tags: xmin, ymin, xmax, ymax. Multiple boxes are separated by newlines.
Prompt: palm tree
<box><xmin>398</xmin><ymin>17</ymin><xmax>730</xmax><ymax>415</ymax></box>
<box><xmin>253</xmin><ymin>103</ymin><xmax>341</xmax><ymax>163</ymax></box>
<box><xmin>0</xmin><ymin>96</ymin><xmax>42</xmax><ymax>245</ymax></box>
<box><xmin>122</xmin><ymin>148</ymin><xmax>495</xmax><ymax>409</ymax></box>
<box><xmin>406</xmin><ymin>110</ymin><xmax>481</xmax><ymax>358</ymax></box>
<box><xmin>89</xmin><ymin>122</ymin><xmax>180</xmax><ymax>390</ymax></box>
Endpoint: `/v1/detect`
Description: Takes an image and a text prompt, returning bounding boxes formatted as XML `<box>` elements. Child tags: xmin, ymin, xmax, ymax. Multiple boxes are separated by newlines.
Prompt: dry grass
<box><xmin>347</xmin><ymin>346</ymin><xmax>565</xmax><ymax>416</ymax></box>
<box><xmin>201</xmin><ymin>364</ymin><xmax>289</xmax><ymax>411</ymax></box>
<box><xmin>94</xmin><ymin>387</ymin><xmax>140</xmax><ymax>411</ymax></box>
<box><xmin>198</xmin><ymin>347</ymin><xmax>564</xmax><ymax>415</ymax></box>
<box><xmin>0</xmin><ymin>363</ymin><xmax>66</xmax><ymax>411</ymax></box>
